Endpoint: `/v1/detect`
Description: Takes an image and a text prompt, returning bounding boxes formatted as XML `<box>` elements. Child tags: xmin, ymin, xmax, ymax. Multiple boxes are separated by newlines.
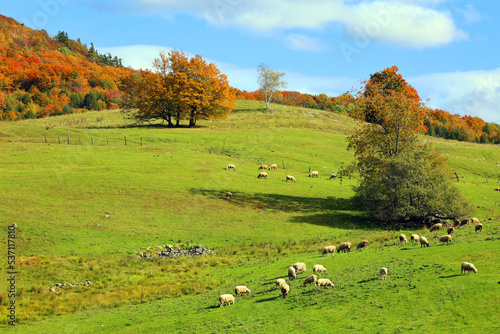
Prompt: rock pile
<box><xmin>47</xmin><ymin>281</ymin><xmax>93</xmax><ymax>294</ymax></box>
<box><xmin>135</xmin><ymin>244</ymin><xmax>214</xmax><ymax>259</ymax></box>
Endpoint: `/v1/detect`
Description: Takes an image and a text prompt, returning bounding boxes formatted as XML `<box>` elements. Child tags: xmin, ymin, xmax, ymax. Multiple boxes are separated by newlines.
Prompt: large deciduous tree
<box><xmin>257</xmin><ymin>63</ymin><xmax>287</xmax><ymax>109</ymax></box>
<box><xmin>125</xmin><ymin>50</ymin><xmax>236</xmax><ymax>127</ymax></box>
<box><xmin>345</xmin><ymin>66</ymin><xmax>473</xmax><ymax>224</ymax></box>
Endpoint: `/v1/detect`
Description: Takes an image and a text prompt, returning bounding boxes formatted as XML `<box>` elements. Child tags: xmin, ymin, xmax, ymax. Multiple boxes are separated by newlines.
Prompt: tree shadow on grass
<box><xmin>358</xmin><ymin>277</ymin><xmax>379</xmax><ymax>284</ymax></box>
<box><xmin>191</xmin><ymin>188</ymin><xmax>383</xmax><ymax>230</ymax></box>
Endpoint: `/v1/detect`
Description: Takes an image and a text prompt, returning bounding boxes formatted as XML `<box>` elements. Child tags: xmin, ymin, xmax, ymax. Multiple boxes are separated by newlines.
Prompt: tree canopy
<box><xmin>345</xmin><ymin>66</ymin><xmax>473</xmax><ymax>224</ymax></box>
<box><xmin>125</xmin><ymin>50</ymin><xmax>236</xmax><ymax>127</ymax></box>
<box><xmin>257</xmin><ymin>63</ymin><xmax>287</xmax><ymax>109</ymax></box>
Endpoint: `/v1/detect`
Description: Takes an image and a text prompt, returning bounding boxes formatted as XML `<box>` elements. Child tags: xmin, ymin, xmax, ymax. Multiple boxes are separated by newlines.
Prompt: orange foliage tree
<box><xmin>125</xmin><ymin>50</ymin><xmax>236</xmax><ymax>127</ymax></box>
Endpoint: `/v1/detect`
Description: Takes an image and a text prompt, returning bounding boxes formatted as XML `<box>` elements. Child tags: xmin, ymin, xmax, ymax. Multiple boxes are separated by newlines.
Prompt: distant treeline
<box><xmin>236</xmin><ymin>89</ymin><xmax>500</xmax><ymax>144</ymax></box>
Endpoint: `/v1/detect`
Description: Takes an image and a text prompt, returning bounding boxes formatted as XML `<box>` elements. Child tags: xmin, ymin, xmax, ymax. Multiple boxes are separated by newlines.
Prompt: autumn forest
<box><xmin>0</xmin><ymin>14</ymin><xmax>498</xmax><ymax>143</ymax></box>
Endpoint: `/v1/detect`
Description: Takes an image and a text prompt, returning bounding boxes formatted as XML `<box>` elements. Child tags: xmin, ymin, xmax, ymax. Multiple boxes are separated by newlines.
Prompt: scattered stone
<box><xmin>134</xmin><ymin>244</ymin><xmax>215</xmax><ymax>260</ymax></box>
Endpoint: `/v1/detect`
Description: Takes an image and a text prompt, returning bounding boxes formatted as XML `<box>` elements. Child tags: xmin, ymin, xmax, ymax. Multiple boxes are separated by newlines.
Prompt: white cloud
<box><xmin>285</xmin><ymin>34</ymin><xmax>326</xmax><ymax>52</ymax></box>
<box><xmin>131</xmin><ymin>0</ymin><xmax>466</xmax><ymax>48</ymax></box>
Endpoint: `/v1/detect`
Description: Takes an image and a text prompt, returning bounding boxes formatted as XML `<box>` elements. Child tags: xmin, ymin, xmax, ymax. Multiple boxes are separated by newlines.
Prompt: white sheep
<box><xmin>293</xmin><ymin>262</ymin><xmax>306</xmax><ymax>274</ymax></box>
<box><xmin>285</xmin><ymin>175</ymin><xmax>296</xmax><ymax>182</ymax></box>
<box><xmin>312</xmin><ymin>264</ymin><xmax>328</xmax><ymax>275</ymax></box>
<box><xmin>288</xmin><ymin>266</ymin><xmax>297</xmax><ymax>280</ymax></box>
<box><xmin>226</xmin><ymin>164</ymin><xmax>236</xmax><ymax>171</ymax></box>
<box><xmin>471</xmin><ymin>217</ymin><xmax>480</xmax><ymax>225</ymax></box>
<box><xmin>439</xmin><ymin>235</ymin><xmax>452</xmax><ymax>245</ymax></box>
<box><xmin>356</xmin><ymin>240</ymin><xmax>368</xmax><ymax>250</ymax></box>
<box><xmin>430</xmin><ymin>223</ymin><xmax>443</xmax><ymax>232</ymax></box>
<box><xmin>225</xmin><ymin>192</ymin><xmax>232</xmax><ymax>201</ymax></box>
<box><xmin>328</xmin><ymin>173</ymin><xmax>337</xmax><ymax>180</ymax></box>
<box><xmin>321</xmin><ymin>245</ymin><xmax>336</xmax><ymax>256</ymax></box>
<box><xmin>410</xmin><ymin>234</ymin><xmax>419</xmax><ymax>243</ymax></box>
<box><xmin>276</xmin><ymin>278</ymin><xmax>286</xmax><ymax>289</ymax></box>
<box><xmin>399</xmin><ymin>234</ymin><xmax>408</xmax><ymax>243</ymax></box>
<box><xmin>234</xmin><ymin>286</ymin><xmax>251</xmax><ymax>296</ymax></box>
<box><xmin>281</xmin><ymin>283</ymin><xmax>290</xmax><ymax>298</ymax></box>
<box><xmin>309</xmin><ymin>171</ymin><xmax>319</xmax><ymax>178</ymax></box>
<box><xmin>258</xmin><ymin>172</ymin><xmax>268</xmax><ymax>179</ymax></box>
<box><xmin>303</xmin><ymin>274</ymin><xmax>318</xmax><ymax>287</ymax></box>
<box><xmin>338</xmin><ymin>242</ymin><xmax>352</xmax><ymax>253</ymax></box>
<box><xmin>475</xmin><ymin>223</ymin><xmax>483</xmax><ymax>233</ymax></box>
<box><xmin>461</xmin><ymin>262</ymin><xmax>478</xmax><ymax>275</ymax></box>
<box><xmin>419</xmin><ymin>236</ymin><xmax>429</xmax><ymax>248</ymax></box>
<box><xmin>268</xmin><ymin>164</ymin><xmax>278</xmax><ymax>170</ymax></box>
<box><xmin>259</xmin><ymin>164</ymin><xmax>268</xmax><ymax>170</ymax></box>
<box><xmin>316</xmin><ymin>278</ymin><xmax>334</xmax><ymax>290</ymax></box>
<box><xmin>379</xmin><ymin>267</ymin><xmax>388</xmax><ymax>280</ymax></box>
<box><xmin>219</xmin><ymin>294</ymin><xmax>235</xmax><ymax>307</ymax></box>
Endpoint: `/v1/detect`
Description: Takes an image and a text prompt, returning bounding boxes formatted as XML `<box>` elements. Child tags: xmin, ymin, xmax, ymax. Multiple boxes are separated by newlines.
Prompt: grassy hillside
<box><xmin>1</xmin><ymin>100</ymin><xmax>499</xmax><ymax>332</ymax></box>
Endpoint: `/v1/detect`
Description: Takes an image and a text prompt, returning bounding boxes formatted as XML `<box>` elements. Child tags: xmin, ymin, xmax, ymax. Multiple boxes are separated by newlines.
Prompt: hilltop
<box><xmin>0</xmin><ymin>14</ymin><xmax>130</xmax><ymax>120</ymax></box>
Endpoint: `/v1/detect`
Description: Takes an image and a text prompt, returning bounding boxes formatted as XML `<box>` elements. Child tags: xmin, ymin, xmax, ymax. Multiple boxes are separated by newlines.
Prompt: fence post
<box><xmin>484</xmin><ymin>172</ymin><xmax>488</xmax><ymax>183</ymax></box>
<box><xmin>58</xmin><ymin>133</ymin><xmax>61</xmax><ymax>144</ymax></box>
<box><xmin>91</xmin><ymin>137</ymin><xmax>93</xmax><ymax>145</ymax></box>
<box><xmin>107</xmin><ymin>137</ymin><xmax>109</xmax><ymax>146</ymax></box>
<box><xmin>67</xmin><ymin>134</ymin><xmax>70</xmax><ymax>144</ymax></box>
<box><xmin>141</xmin><ymin>138</ymin><xmax>143</xmax><ymax>146</ymax></box>
<box><xmin>282</xmin><ymin>160</ymin><xmax>285</xmax><ymax>169</ymax></box>
<box><xmin>44</xmin><ymin>135</ymin><xmax>47</xmax><ymax>143</ymax></box>
<box><xmin>124</xmin><ymin>136</ymin><xmax>127</xmax><ymax>146</ymax></box>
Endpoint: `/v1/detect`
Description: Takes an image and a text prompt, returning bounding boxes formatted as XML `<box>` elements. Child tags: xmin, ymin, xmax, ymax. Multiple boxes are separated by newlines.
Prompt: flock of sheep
<box><xmin>219</xmin><ymin>163</ymin><xmax>482</xmax><ymax>308</ymax></box>
<box><xmin>225</xmin><ymin>163</ymin><xmax>337</xmax><ymax>184</ymax></box>
<box><xmin>218</xmin><ymin>218</ymin><xmax>482</xmax><ymax>307</ymax></box>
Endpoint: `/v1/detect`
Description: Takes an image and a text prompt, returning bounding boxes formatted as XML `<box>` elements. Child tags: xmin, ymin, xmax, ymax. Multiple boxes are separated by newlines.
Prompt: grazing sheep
<box><xmin>399</xmin><ymin>234</ymin><xmax>408</xmax><ymax>243</ymax></box>
<box><xmin>380</xmin><ymin>267</ymin><xmax>388</xmax><ymax>280</ymax></box>
<box><xmin>410</xmin><ymin>234</ymin><xmax>419</xmax><ymax>243</ymax></box>
<box><xmin>309</xmin><ymin>171</ymin><xmax>319</xmax><ymax>178</ymax></box>
<box><xmin>475</xmin><ymin>223</ymin><xmax>483</xmax><ymax>233</ymax></box>
<box><xmin>225</xmin><ymin>192</ymin><xmax>232</xmax><ymax>201</ymax></box>
<box><xmin>356</xmin><ymin>240</ymin><xmax>369</xmax><ymax>250</ymax></box>
<box><xmin>460</xmin><ymin>218</ymin><xmax>470</xmax><ymax>227</ymax></box>
<box><xmin>430</xmin><ymin>223</ymin><xmax>443</xmax><ymax>232</ymax></box>
<box><xmin>453</xmin><ymin>219</ymin><xmax>461</xmax><ymax>227</ymax></box>
<box><xmin>328</xmin><ymin>173</ymin><xmax>337</xmax><ymax>180</ymax></box>
<box><xmin>419</xmin><ymin>236</ymin><xmax>429</xmax><ymax>248</ymax></box>
<box><xmin>234</xmin><ymin>286</ymin><xmax>251</xmax><ymax>296</ymax></box>
<box><xmin>288</xmin><ymin>266</ymin><xmax>297</xmax><ymax>280</ymax></box>
<box><xmin>276</xmin><ymin>278</ymin><xmax>286</xmax><ymax>289</ymax></box>
<box><xmin>281</xmin><ymin>283</ymin><xmax>290</xmax><ymax>298</ymax></box>
<box><xmin>293</xmin><ymin>262</ymin><xmax>306</xmax><ymax>274</ymax></box>
<box><xmin>312</xmin><ymin>264</ymin><xmax>328</xmax><ymax>275</ymax></box>
<box><xmin>268</xmin><ymin>164</ymin><xmax>278</xmax><ymax>170</ymax></box>
<box><xmin>338</xmin><ymin>242</ymin><xmax>352</xmax><ymax>253</ymax></box>
<box><xmin>447</xmin><ymin>227</ymin><xmax>454</xmax><ymax>235</ymax></box>
<box><xmin>259</xmin><ymin>165</ymin><xmax>268</xmax><ymax>170</ymax></box>
<box><xmin>461</xmin><ymin>262</ymin><xmax>478</xmax><ymax>275</ymax></box>
<box><xmin>471</xmin><ymin>218</ymin><xmax>480</xmax><ymax>225</ymax></box>
<box><xmin>285</xmin><ymin>175</ymin><xmax>296</xmax><ymax>182</ymax></box>
<box><xmin>495</xmin><ymin>188</ymin><xmax>500</xmax><ymax>191</ymax></box>
<box><xmin>303</xmin><ymin>275</ymin><xmax>318</xmax><ymax>287</ymax></box>
<box><xmin>439</xmin><ymin>235</ymin><xmax>452</xmax><ymax>245</ymax></box>
<box><xmin>219</xmin><ymin>294</ymin><xmax>235</xmax><ymax>307</ymax></box>
<box><xmin>258</xmin><ymin>172</ymin><xmax>268</xmax><ymax>179</ymax></box>
<box><xmin>226</xmin><ymin>164</ymin><xmax>236</xmax><ymax>171</ymax></box>
<box><xmin>321</xmin><ymin>245</ymin><xmax>336</xmax><ymax>256</ymax></box>
<box><xmin>316</xmin><ymin>278</ymin><xmax>334</xmax><ymax>290</ymax></box>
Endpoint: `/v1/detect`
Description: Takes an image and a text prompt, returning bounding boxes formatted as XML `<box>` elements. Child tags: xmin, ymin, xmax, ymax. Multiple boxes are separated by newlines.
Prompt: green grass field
<box><xmin>1</xmin><ymin>100</ymin><xmax>499</xmax><ymax>333</ymax></box>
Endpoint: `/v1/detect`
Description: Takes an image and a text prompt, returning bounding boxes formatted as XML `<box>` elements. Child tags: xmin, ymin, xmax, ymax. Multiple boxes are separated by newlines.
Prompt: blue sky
<box><xmin>2</xmin><ymin>0</ymin><xmax>499</xmax><ymax>123</ymax></box>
